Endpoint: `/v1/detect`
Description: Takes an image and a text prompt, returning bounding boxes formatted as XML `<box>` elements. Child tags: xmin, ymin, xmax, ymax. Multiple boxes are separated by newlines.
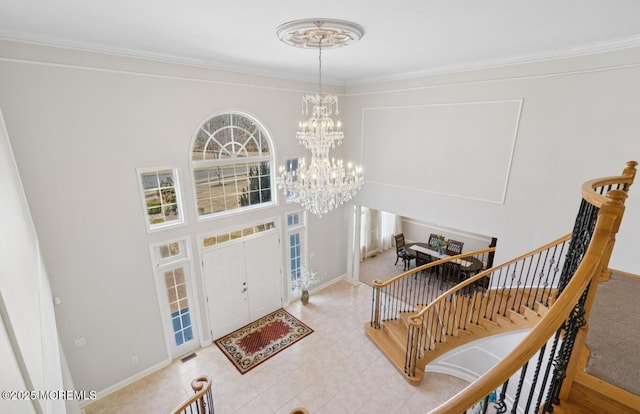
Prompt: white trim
<box><xmin>3</xmin><ymin>33</ymin><xmax>640</xmax><ymax>87</ymax></box>
<box><xmin>346</xmin><ymin>34</ymin><xmax>640</xmax><ymax>86</ymax></box>
<box><xmin>0</xmin><ymin>40</ymin><xmax>323</xmax><ymax>92</ymax></box>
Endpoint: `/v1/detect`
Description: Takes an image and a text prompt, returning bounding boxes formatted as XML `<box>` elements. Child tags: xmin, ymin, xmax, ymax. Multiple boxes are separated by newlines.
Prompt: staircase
<box><xmin>365</xmin><ymin>161</ymin><xmax>638</xmax><ymax>413</ymax></box>
<box><xmin>365</xmin><ymin>234</ymin><xmax>567</xmax><ymax>385</ymax></box>
<box><xmin>367</xmin><ymin>287</ymin><xmax>547</xmax><ymax>381</ymax></box>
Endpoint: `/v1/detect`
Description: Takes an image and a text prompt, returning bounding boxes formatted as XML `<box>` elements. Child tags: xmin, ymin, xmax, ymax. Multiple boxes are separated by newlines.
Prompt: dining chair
<box><xmin>415</xmin><ymin>250</ymin><xmax>433</xmax><ymax>267</ymax></box>
<box><xmin>446</xmin><ymin>239</ymin><xmax>464</xmax><ymax>256</ymax></box>
<box><xmin>414</xmin><ymin>250</ymin><xmax>434</xmax><ymax>279</ymax></box>
<box><xmin>439</xmin><ymin>261</ymin><xmax>463</xmax><ymax>290</ymax></box>
<box><xmin>428</xmin><ymin>233</ymin><xmax>445</xmax><ymax>247</ymax></box>
<box><xmin>394</xmin><ymin>233</ymin><xmax>415</xmax><ymax>270</ymax></box>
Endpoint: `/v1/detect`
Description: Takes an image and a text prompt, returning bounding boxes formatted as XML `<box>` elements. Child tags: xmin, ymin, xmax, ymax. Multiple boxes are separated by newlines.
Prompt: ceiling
<box><xmin>2</xmin><ymin>0</ymin><xmax>640</xmax><ymax>85</ymax></box>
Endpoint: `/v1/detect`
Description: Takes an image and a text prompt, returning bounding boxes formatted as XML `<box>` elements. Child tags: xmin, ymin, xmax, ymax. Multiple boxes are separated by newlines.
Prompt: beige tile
<box><xmin>84</xmin><ymin>281</ymin><xmax>470</xmax><ymax>414</ymax></box>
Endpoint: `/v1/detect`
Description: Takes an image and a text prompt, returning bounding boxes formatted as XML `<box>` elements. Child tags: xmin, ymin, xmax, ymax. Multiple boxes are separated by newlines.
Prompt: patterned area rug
<box><xmin>214</xmin><ymin>309</ymin><xmax>313</xmax><ymax>374</ymax></box>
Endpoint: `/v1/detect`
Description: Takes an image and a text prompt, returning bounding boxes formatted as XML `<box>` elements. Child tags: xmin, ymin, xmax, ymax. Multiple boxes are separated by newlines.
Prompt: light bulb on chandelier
<box><xmin>276</xmin><ymin>19</ymin><xmax>365</xmax><ymax>217</ymax></box>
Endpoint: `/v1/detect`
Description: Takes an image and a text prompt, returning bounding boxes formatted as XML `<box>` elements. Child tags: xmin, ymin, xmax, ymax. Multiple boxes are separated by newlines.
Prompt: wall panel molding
<box><xmin>361</xmin><ymin>99</ymin><xmax>523</xmax><ymax>204</ymax></box>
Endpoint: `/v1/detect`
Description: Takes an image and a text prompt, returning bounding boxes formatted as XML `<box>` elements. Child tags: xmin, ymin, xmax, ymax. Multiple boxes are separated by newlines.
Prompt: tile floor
<box><xmin>84</xmin><ymin>280</ymin><xmax>468</xmax><ymax>414</ymax></box>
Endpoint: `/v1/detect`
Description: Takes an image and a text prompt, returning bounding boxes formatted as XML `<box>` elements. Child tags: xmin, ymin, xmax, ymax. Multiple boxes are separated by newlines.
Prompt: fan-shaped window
<box><xmin>192</xmin><ymin>113</ymin><xmax>273</xmax><ymax>217</ymax></box>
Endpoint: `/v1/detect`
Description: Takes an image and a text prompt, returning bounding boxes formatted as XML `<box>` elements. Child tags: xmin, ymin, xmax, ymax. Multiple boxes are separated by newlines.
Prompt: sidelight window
<box><xmin>286</xmin><ymin>211</ymin><xmax>307</xmax><ymax>294</ymax></box>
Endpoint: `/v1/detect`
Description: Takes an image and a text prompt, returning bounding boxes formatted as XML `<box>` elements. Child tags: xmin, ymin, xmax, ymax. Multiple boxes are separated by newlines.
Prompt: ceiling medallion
<box><xmin>276</xmin><ymin>19</ymin><xmax>365</xmax><ymax>49</ymax></box>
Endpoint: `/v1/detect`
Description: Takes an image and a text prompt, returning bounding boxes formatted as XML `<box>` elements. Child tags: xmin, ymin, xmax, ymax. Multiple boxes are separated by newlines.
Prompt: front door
<box><xmin>245</xmin><ymin>232</ymin><xmax>282</xmax><ymax>320</ymax></box>
<box><xmin>202</xmin><ymin>231</ymin><xmax>283</xmax><ymax>340</ymax></box>
<box><xmin>203</xmin><ymin>242</ymin><xmax>250</xmax><ymax>340</ymax></box>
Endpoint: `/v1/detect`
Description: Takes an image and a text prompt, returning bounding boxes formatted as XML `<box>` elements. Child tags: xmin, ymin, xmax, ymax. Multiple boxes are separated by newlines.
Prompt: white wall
<box><xmin>0</xmin><ymin>40</ymin><xmax>349</xmax><ymax>395</ymax></box>
<box><xmin>0</xmin><ymin>110</ymin><xmax>66</xmax><ymax>413</ymax></box>
<box><xmin>344</xmin><ymin>47</ymin><xmax>640</xmax><ymax>274</ymax></box>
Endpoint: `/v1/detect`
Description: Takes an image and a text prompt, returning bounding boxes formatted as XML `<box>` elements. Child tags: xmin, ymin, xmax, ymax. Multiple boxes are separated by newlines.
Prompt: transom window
<box><xmin>201</xmin><ymin>220</ymin><xmax>276</xmax><ymax>249</ymax></box>
<box><xmin>191</xmin><ymin>113</ymin><xmax>274</xmax><ymax>217</ymax></box>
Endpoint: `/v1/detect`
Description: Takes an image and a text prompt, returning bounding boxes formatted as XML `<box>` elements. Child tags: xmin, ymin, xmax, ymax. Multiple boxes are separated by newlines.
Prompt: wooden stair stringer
<box><xmin>415</xmin><ymin>315</ymin><xmax>538</xmax><ymax>368</ymax></box>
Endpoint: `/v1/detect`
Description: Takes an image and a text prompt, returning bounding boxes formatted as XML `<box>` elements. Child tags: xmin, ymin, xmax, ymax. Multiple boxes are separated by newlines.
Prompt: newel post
<box><xmin>372</xmin><ymin>280</ymin><xmax>382</xmax><ymax>329</ymax></box>
<box><xmin>405</xmin><ymin>316</ymin><xmax>422</xmax><ymax>378</ymax></box>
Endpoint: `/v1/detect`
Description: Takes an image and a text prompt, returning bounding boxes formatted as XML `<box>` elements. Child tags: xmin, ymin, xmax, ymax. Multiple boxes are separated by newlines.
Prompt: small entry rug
<box><xmin>214</xmin><ymin>309</ymin><xmax>313</xmax><ymax>374</ymax></box>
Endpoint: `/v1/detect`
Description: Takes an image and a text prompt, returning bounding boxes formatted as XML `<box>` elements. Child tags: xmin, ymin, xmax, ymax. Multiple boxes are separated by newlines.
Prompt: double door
<box><xmin>203</xmin><ymin>231</ymin><xmax>282</xmax><ymax>340</ymax></box>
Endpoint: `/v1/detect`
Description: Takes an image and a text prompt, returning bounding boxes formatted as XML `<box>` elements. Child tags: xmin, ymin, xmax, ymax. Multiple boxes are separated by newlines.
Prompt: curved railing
<box><xmin>429</xmin><ymin>160</ymin><xmax>636</xmax><ymax>413</ymax></box>
<box><xmin>404</xmin><ymin>233</ymin><xmax>572</xmax><ymax>378</ymax></box>
<box><xmin>170</xmin><ymin>375</ymin><xmax>214</xmax><ymax>414</ymax></box>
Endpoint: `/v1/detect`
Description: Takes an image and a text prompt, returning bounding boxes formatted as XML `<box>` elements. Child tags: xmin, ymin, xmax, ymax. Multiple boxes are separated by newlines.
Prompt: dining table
<box><xmin>406</xmin><ymin>242</ymin><xmax>484</xmax><ymax>274</ymax></box>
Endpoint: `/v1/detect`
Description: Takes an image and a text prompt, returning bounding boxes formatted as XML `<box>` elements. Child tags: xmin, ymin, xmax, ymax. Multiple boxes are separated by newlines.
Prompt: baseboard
<box><xmin>609</xmin><ymin>267</ymin><xmax>640</xmax><ymax>280</ymax></box>
<box><xmin>281</xmin><ymin>273</ymin><xmax>347</xmax><ymax>308</ymax></box>
<box><xmin>79</xmin><ymin>358</ymin><xmax>171</xmax><ymax>408</ymax></box>
<box><xmin>310</xmin><ymin>273</ymin><xmax>347</xmax><ymax>294</ymax></box>
<box><xmin>569</xmin><ymin>371</ymin><xmax>640</xmax><ymax>413</ymax></box>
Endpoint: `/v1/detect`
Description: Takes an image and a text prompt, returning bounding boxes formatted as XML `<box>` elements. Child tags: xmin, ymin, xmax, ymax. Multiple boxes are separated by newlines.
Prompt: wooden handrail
<box><xmin>170</xmin><ymin>375</ymin><xmax>213</xmax><ymax>414</ymax></box>
<box><xmin>429</xmin><ymin>163</ymin><xmax>634</xmax><ymax>413</ymax></box>
<box><xmin>581</xmin><ymin>160</ymin><xmax>637</xmax><ymax>207</ymax></box>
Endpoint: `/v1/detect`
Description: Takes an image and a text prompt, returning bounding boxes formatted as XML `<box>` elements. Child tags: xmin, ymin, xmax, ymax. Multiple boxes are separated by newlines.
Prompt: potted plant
<box><xmin>430</xmin><ymin>236</ymin><xmax>449</xmax><ymax>255</ymax></box>
<box><xmin>294</xmin><ymin>267</ymin><xmax>320</xmax><ymax>305</ymax></box>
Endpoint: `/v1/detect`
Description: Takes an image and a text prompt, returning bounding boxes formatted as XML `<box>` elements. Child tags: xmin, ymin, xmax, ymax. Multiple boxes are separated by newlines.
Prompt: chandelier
<box><xmin>276</xmin><ymin>19</ymin><xmax>365</xmax><ymax>217</ymax></box>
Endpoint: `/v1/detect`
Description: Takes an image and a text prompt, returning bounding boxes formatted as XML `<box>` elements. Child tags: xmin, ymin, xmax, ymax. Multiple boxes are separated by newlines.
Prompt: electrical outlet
<box><xmin>74</xmin><ymin>337</ymin><xmax>86</xmax><ymax>347</ymax></box>
<box><xmin>131</xmin><ymin>355</ymin><xmax>138</xmax><ymax>364</ymax></box>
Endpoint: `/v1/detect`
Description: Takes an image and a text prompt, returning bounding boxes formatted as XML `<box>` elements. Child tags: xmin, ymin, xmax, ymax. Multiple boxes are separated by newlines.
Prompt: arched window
<box><xmin>191</xmin><ymin>113</ymin><xmax>274</xmax><ymax>217</ymax></box>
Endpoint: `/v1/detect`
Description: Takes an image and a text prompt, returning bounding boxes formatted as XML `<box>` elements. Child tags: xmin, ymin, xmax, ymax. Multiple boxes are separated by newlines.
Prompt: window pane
<box><xmin>141</xmin><ymin>172</ymin><xmax>159</xmax><ymax>190</ymax></box>
<box><xmin>167</xmin><ymin>287</ymin><xmax>177</xmax><ymax>303</ymax></box>
<box><xmin>174</xmin><ymin>267</ymin><xmax>185</xmax><ymax>284</ymax></box>
<box><xmin>169</xmin><ymin>242</ymin><xmax>180</xmax><ymax>256</ymax></box>
<box><xmin>164</xmin><ymin>271</ymin><xmax>175</xmax><ymax>287</ymax></box>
